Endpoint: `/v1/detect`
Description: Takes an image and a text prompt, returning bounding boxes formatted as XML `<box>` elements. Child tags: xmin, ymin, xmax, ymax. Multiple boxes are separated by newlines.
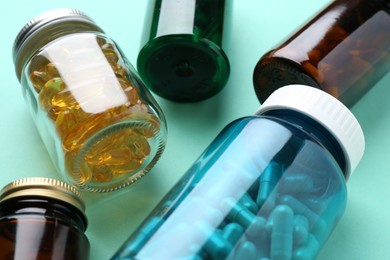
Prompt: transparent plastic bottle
<box><xmin>137</xmin><ymin>0</ymin><xmax>230</xmax><ymax>102</ymax></box>
<box><xmin>12</xmin><ymin>9</ymin><xmax>167</xmax><ymax>192</ymax></box>
<box><xmin>0</xmin><ymin>177</ymin><xmax>89</xmax><ymax>259</ymax></box>
<box><xmin>253</xmin><ymin>0</ymin><xmax>390</xmax><ymax>108</ymax></box>
<box><xmin>112</xmin><ymin>85</ymin><xmax>365</xmax><ymax>260</ymax></box>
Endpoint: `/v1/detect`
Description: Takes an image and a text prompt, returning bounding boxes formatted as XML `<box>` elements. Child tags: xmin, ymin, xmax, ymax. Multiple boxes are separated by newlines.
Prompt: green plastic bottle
<box><xmin>137</xmin><ymin>0</ymin><xmax>230</xmax><ymax>102</ymax></box>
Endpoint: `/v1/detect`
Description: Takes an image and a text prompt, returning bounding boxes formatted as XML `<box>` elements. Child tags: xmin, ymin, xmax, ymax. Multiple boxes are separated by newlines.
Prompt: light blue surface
<box><xmin>0</xmin><ymin>1</ymin><xmax>389</xmax><ymax>259</ymax></box>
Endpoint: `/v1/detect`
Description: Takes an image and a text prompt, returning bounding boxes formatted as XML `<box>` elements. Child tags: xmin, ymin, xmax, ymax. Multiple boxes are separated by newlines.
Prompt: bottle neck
<box><xmin>14</xmin><ymin>17</ymin><xmax>103</xmax><ymax>81</ymax></box>
<box><xmin>0</xmin><ymin>197</ymin><xmax>87</xmax><ymax>232</ymax></box>
<box><xmin>262</xmin><ymin>109</ymin><xmax>348</xmax><ymax>179</ymax></box>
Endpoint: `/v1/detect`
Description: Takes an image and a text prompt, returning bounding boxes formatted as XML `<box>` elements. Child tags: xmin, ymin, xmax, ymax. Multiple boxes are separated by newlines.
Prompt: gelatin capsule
<box><xmin>222</xmin><ymin>223</ymin><xmax>244</xmax><ymax>246</ymax></box>
<box><xmin>64</xmin><ymin>150</ymin><xmax>91</xmax><ymax>183</ymax></box>
<box><xmin>119</xmin><ymin>107</ymin><xmax>160</xmax><ymax>139</ymax></box>
<box><xmin>298</xmin><ymin>195</ymin><xmax>326</xmax><ymax>213</ymax></box>
<box><xmin>51</xmin><ymin>89</ymin><xmax>79</xmax><ymax>111</ymax></box>
<box><xmin>224</xmin><ymin>198</ymin><xmax>256</xmax><ymax>229</ymax></box>
<box><xmin>126</xmin><ymin>134</ymin><xmax>151</xmax><ymax>160</ymax></box>
<box><xmin>45</xmin><ymin>62</ymin><xmax>60</xmax><ymax>78</ymax></box>
<box><xmin>245</xmin><ymin>216</ymin><xmax>267</xmax><ymax>240</ymax></box>
<box><xmin>293</xmin><ymin>215</ymin><xmax>309</xmax><ymax>247</ymax></box>
<box><xmin>279</xmin><ymin>195</ymin><xmax>327</xmax><ymax>236</ymax></box>
<box><xmin>109</xmin><ymin>159</ymin><xmax>143</xmax><ymax>177</ymax></box>
<box><xmin>30</xmin><ymin>71</ymin><xmax>49</xmax><ymax>93</ymax></box>
<box><xmin>292</xmin><ymin>234</ymin><xmax>320</xmax><ymax>260</ymax></box>
<box><xmin>202</xmin><ymin>229</ymin><xmax>232</xmax><ymax>259</ymax></box>
<box><xmin>232</xmin><ymin>241</ymin><xmax>257</xmax><ymax>260</ymax></box>
<box><xmin>62</xmin><ymin>112</ymin><xmax>112</xmax><ymax>151</ymax></box>
<box><xmin>92</xmin><ymin>165</ymin><xmax>113</xmax><ymax>183</ymax></box>
<box><xmin>39</xmin><ymin>77</ymin><xmax>66</xmax><ymax>111</ymax></box>
<box><xmin>78</xmin><ymin>160</ymin><xmax>93</xmax><ymax>183</ymax></box>
<box><xmin>277</xmin><ymin>174</ymin><xmax>317</xmax><ymax>194</ymax></box>
<box><xmin>118</xmin><ymin>78</ymin><xmax>140</xmax><ymax>105</ymax></box>
<box><xmin>238</xmin><ymin>193</ymin><xmax>258</xmax><ymax>214</ymax></box>
<box><xmin>270</xmin><ymin>205</ymin><xmax>294</xmax><ymax>260</ymax></box>
<box><xmin>55</xmin><ymin>110</ymin><xmax>78</xmax><ymax>137</ymax></box>
<box><xmin>257</xmin><ymin>161</ymin><xmax>283</xmax><ymax>207</ymax></box>
<box><xmin>29</xmin><ymin>54</ymin><xmax>50</xmax><ymax>76</ymax></box>
<box><xmin>88</xmin><ymin>148</ymin><xmax>135</xmax><ymax>166</ymax></box>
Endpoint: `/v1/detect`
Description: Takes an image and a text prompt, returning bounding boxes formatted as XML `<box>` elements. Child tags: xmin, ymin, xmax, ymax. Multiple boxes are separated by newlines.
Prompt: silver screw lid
<box><xmin>13</xmin><ymin>8</ymin><xmax>103</xmax><ymax>81</ymax></box>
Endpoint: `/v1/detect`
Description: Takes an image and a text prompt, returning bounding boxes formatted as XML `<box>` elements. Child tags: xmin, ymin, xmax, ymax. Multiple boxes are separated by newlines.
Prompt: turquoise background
<box><xmin>1</xmin><ymin>0</ymin><xmax>389</xmax><ymax>259</ymax></box>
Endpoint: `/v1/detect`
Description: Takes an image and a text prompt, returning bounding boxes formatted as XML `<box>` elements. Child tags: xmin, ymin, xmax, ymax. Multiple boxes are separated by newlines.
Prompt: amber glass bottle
<box><xmin>0</xmin><ymin>177</ymin><xmax>89</xmax><ymax>260</ymax></box>
<box><xmin>253</xmin><ymin>0</ymin><xmax>390</xmax><ymax>108</ymax></box>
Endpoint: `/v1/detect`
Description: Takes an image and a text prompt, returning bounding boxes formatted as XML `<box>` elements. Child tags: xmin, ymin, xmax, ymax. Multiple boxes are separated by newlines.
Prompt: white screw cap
<box><xmin>256</xmin><ymin>84</ymin><xmax>365</xmax><ymax>179</ymax></box>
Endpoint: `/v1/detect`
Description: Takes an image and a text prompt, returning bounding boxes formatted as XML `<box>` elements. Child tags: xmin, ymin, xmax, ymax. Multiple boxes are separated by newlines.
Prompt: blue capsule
<box><xmin>257</xmin><ymin>162</ymin><xmax>283</xmax><ymax>207</ymax></box>
<box><xmin>201</xmin><ymin>227</ymin><xmax>232</xmax><ymax>259</ymax></box>
<box><xmin>293</xmin><ymin>215</ymin><xmax>309</xmax><ymax>247</ymax></box>
<box><xmin>239</xmin><ymin>192</ymin><xmax>259</xmax><ymax>214</ymax></box>
<box><xmin>222</xmin><ymin>223</ymin><xmax>244</xmax><ymax>245</ymax></box>
<box><xmin>224</xmin><ymin>198</ymin><xmax>257</xmax><ymax>229</ymax></box>
<box><xmin>245</xmin><ymin>216</ymin><xmax>267</xmax><ymax>240</ymax></box>
<box><xmin>269</xmin><ymin>205</ymin><xmax>294</xmax><ymax>260</ymax></box>
<box><xmin>293</xmin><ymin>234</ymin><xmax>320</xmax><ymax>260</ymax></box>
<box><xmin>279</xmin><ymin>195</ymin><xmax>327</xmax><ymax>236</ymax></box>
<box><xmin>232</xmin><ymin>241</ymin><xmax>258</xmax><ymax>260</ymax></box>
<box><xmin>206</xmin><ymin>233</ymin><xmax>232</xmax><ymax>259</ymax></box>
<box><xmin>277</xmin><ymin>174</ymin><xmax>317</xmax><ymax>194</ymax></box>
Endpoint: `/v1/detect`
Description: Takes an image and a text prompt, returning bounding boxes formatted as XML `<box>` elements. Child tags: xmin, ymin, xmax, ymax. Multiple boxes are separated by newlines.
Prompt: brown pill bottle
<box><xmin>0</xmin><ymin>177</ymin><xmax>89</xmax><ymax>260</ymax></box>
<box><xmin>253</xmin><ymin>0</ymin><xmax>390</xmax><ymax>108</ymax></box>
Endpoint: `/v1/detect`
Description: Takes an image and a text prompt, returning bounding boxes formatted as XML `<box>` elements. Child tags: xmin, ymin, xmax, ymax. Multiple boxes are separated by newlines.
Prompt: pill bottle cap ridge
<box><xmin>255</xmin><ymin>84</ymin><xmax>365</xmax><ymax>179</ymax></box>
<box><xmin>0</xmin><ymin>177</ymin><xmax>86</xmax><ymax>214</ymax></box>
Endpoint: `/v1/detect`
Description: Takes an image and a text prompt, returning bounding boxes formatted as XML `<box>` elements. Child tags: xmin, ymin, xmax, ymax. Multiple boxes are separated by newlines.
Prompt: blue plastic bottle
<box><xmin>112</xmin><ymin>85</ymin><xmax>365</xmax><ymax>260</ymax></box>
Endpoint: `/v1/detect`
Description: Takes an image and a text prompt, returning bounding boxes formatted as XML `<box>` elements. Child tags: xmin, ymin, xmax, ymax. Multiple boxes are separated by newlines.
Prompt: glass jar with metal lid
<box><xmin>0</xmin><ymin>177</ymin><xmax>89</xmax><ymax>259</ymax></box>
<box><xmin>13</xmin><ymin>9</ymin><xmax>167</xmax><ymax>192</ymax></box>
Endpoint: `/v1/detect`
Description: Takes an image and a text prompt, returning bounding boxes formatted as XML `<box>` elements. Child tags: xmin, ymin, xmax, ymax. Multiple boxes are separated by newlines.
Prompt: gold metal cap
<box><xmin>0</xmin><ymin>177</ymin><xmax>86</xmax><ymax>214</ymax></box>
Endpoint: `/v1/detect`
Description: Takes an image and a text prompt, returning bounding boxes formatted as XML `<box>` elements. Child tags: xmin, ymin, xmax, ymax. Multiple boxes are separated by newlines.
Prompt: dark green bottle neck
<box><xmin>0</xmin><ymin>197</ymin><xmax>87</xmax><ymax>232</ymax></box>
<box><xmin>262</xmin><ymin>109</ymin><xmax>348</xmax><ymax>179</ymax></box>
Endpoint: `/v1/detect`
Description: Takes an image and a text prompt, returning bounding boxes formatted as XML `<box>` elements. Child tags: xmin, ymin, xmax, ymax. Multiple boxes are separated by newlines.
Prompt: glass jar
<box><xmin>253</xmin><ymin>0</ymin><xmax>390</xmax><ymax>108</ymax></box>
<box><xmin>112</xmin><ymin>85</ymin><xmax>365</xmax><ymax>259</ymax></box>
<box><xmin>0</xmin><ymin>177</ymin><xmax>89</xmax><ymax>260</ymax></box>
<box><xmin>13</xmin><ymin>9</ymin><xmax>167</xmax><ymax>192</ymax></box>
<box><xmin>137</xmin><ymin>0</ymin><xmax>230</xmax><ymax>102</ymax></box>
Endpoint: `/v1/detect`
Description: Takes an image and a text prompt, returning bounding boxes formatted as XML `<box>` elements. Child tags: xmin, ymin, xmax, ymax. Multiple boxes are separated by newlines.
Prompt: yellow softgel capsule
<box><xmin>39</xmin><ymin>77</ymin><xmax>66</xmax><ymax>111</ymax></box>
<box><xmin>51</xmin><ymin>89</ymin><xmax>80</xmax><ymax>111</ymax></box>
<box><xmin>118</xmin><ymin>78</ymin><xmax>140</xmax><ymax>105</ymax></box>
<box><xmin>30</xmin><ymin>71</ymin><xmax>49</xmax><ymax>93</ymax></box>
<box><xmin>55</xmin><ymin>110</ymin><xmax>79</xmax><ymax>137</ymax></box>
<box><xmin>126</xmin><ymin>133</ymin><xmax>151</xmax><ymax>160</ymax></box>
<box><xmin>45</xmin><ymin>62</ymin><xmax>60</xmax><ymax>78</ymax></box>
<box><xmin>62</xmin><ymin>112</ymin><xmax>112</xmax><ymax>152</ymax></box>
